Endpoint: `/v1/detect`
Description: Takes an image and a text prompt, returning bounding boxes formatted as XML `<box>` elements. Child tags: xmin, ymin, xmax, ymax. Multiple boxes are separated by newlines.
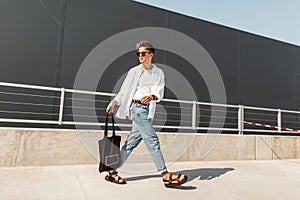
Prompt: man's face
<box><xmin>137</xmin><ymin>47</ymin><xmax>153</xmax><ymax>64</ymax></box>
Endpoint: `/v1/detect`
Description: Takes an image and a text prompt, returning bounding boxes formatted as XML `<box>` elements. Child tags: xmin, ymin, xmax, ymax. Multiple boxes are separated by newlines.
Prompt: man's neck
<box><xmin>141</xmin><ymin>63</ymin><xmax>153</xmax><ymax>70</ymax></box>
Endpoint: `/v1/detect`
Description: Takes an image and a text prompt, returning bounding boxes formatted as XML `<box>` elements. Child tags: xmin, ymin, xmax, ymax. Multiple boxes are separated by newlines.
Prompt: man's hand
<box><xmin>140</xmin><ymin>95</ymin><xmax>156</xmax><ymax>104</ymax></box>
<box><xmin>106</xmin><ymin>99</ymin><xmax>117</xmax><ymax>114</ymax></box>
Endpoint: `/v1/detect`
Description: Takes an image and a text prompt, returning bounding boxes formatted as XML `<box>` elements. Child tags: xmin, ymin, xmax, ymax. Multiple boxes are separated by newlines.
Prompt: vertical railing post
<box><xmin>238</xmin><ymin>105</ymin><xmax>244</xmax><ymax>135</ymax></box>
<box><xmin>192</xmin><ymin>101</ymin><xmax>197</xmax><ymax>130</ymax></box>
<box><xmin>277</xmin><ymin>109</ymin><xmax>282</xmax><ymax>133</ymax></box>
<box><xmin>58</xmin><ymin>87</ymin><xmax>65</xmax><ymax>125</ymax></box>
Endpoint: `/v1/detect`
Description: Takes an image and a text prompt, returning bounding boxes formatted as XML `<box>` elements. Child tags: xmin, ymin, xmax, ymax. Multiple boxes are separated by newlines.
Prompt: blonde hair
<box><xmin>136</xmin><ymin>40</ymin><xmax>155</xmax><ymax>53</ymax></box>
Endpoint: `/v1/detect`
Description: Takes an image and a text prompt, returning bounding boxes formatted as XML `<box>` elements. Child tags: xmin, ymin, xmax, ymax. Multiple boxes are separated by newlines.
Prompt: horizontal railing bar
<box><xmin>197</xmin><ymin>101</ymin><xmax>239</xmax><ymax>108</ymax></box>
<box><xmin>0</xmin><ymin>110</ymin><xmax>57</xmax><ymax>116</ymax></box>
<box><xmin>282</xmin><ymin>119</ymin><xmax>300</xmax><ymax>123</ymax></box>
<box><xmin>245</xmin><ymin>111</ymin><xmax>277</xmax><ymax>117</ymax></box>
<box><xmin>0</xmin><ymin>100</ymin><xmax>60</xmax><ymax>107</ymax></box>
<box><xmin>154</xmin><ymin>125</ymin><xmax>194</xmax><ymax>129</ymax></box>
<box><xmin>0</xmin><ymin>118</ymin><xmax>58</xmax><ymax>124</ymax></box>
<box><xmin>155</xmin><ymin>112</ymin><xmax>191</xmax><ymax>117</ymax></box>
<box><xmin>0</xmin><ymin>81</ymin><xmax>61</xmax><ymax>92</ymax></box>
<box><xmin>199</xmin><ymin>108</ymin><xmax>238</xmax><ymax>113</ymax></box>
<box><xmin>281</xmin><ymin>110</ymin><xmax>300</xmax><ymax>114</ymax></box>
<box><xmin>65</xmin><ymin>89</ymin><xmax>116</xmax><ymax>97</ymax></box>
<box><xmin>161</xmin><ymin>98</ymin><xmax>194</xmax><ymax>104</ymax></box>
<box><xmin>158</xmin><ymin>104</ymin><xmax>191</xmax><ymax>110</ymax></box>
<box><xmin>62</xmin><ymin>121</ymin><xmax>195</xmax><ymax>130</ymax></box>
<box><xmin>153</xmin><ymin>119</ymin><xmax>192</xmax><ymax>123</ymax></box>
<box><xmin>244</xmin><ymin>129</ymin><xmax>279</xmax><ymax>133</ymax></box>
<box><xmin>196</xmin><ymin>127</ymin><xmax>239</xmax><ymax>131</ymax></box>
<box><xmin>244</xmin><ymin>118</ymin><xmax>277</xmax><ymax>122</ymax></box>
<box><xmin>63</xmin><ymin>121</ymin><xmax>134</xmax><ymax>127</ymax></box>
<box><xmin>281</xmin><ymin>131</ymin><xmax>300</xmax><ymax>134</ymax></box>
<box><xmin>62</xmin><ymin>121</ymin><xmax>106</xmax><ymax>126</ymax></box>
<box><xmin>244</xmin><ymin>106</ymin><xmax>278</xmax><ymax>112</ymax></box>
<box><xmin>66</xmin><ymin>97</ymin><xmax>110</xmax><ymax>103</ymax></box>
<box><xmin>0</xmin><ymin>91</ymin><xmax>60</xmax><ymax>99</ymax></box>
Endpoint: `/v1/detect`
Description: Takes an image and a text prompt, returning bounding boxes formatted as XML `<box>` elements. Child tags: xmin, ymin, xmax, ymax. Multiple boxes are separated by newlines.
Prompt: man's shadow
<box><xmin>125</xmin><ymin>167</ymin><xmax>234</xmax><ymax>190</ymax></box>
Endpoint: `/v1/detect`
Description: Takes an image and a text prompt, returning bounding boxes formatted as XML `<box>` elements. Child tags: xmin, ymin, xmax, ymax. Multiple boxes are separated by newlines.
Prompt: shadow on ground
<box><xmin>179</xmin><ymin>167</ymin><xmax>234</xmax><ymax>182</ymax></box>
<box><xmin>125</xmin><ymin>167</ymin><xmax>234</xmax><ymax>190</ymax></box>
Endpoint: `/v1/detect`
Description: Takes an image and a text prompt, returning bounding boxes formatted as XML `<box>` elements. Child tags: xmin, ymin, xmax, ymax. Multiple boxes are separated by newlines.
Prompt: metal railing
<box><xmin>0</xmin><ymin>81</ymin><xmax>299</xmax><ymax>135</ymax></box>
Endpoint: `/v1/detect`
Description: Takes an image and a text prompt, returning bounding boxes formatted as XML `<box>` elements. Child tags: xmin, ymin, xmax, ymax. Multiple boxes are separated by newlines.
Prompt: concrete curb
<box><xmin>1</xmin><ymin>128</ymin><xmax>300</xmax><ymax>167</ymax></box>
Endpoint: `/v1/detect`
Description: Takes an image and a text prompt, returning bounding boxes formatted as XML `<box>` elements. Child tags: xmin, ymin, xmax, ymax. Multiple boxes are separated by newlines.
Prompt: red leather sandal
<box><xmin>163</xmin><ymin>173</ymin><xmax>188</xmax><ymax>188</ymax></box>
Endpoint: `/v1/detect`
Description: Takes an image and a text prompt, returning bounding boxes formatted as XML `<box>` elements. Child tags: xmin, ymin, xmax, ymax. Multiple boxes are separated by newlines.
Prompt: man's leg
<box><xmin>106</xmin><ymin>125</ymin><xmax>142</xmax><ymax>184</ymax></box>
<box><xmin>140</xmin><ymin>122</ymin><xmax>167</xmax><ymax>173</ymax></box>
<box><xmin>119</xmin><ymin>125</ymin><xmax>142</xmax><ymax>167</ymax></box>
<box><xmin>132</xmin><ymin>104</ymin><xmax>167</xmax><ymax>173</ymax></box>
<box><xmin>133</xmin><ymin>104</ymin><xmax>188</xmax><ymax>187</ymax></box>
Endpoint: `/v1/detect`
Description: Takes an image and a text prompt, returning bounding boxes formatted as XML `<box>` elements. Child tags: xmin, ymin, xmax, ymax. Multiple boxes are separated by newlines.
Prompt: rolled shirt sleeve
<box><xmin>151</xmin><ymin>68</ymin><xmax>165</xmax><ymax>103</ymax></box>
<box><xmin>114</xmin><ymin>69</ymin><xmax>134</xmax><ymax>105</ymax></box>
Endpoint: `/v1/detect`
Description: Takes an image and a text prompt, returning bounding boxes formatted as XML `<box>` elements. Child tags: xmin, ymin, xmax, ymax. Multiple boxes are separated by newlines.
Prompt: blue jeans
<box><xmin>119</xmin><ymin>103</ymin><xmax>167</xmax><ymax>173</ymax></box>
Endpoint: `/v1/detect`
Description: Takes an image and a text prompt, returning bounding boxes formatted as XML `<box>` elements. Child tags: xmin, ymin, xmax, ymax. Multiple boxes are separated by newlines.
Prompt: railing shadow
<box><xmin>125</xmin><ymin>167</ymin><xmax>234</xmax><ymax>190</ymax></box>
<box><xmin>179</xmin><ymin>167</ymin><xmax>234</xmax><ymax>181</ymax></box>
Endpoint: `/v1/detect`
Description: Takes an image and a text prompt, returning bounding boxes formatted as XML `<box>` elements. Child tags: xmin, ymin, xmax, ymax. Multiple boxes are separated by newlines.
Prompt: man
<box><xmin>105</xmin><ymin>40</ymin><xmax>187</xmax><ymax>187</ymax></box>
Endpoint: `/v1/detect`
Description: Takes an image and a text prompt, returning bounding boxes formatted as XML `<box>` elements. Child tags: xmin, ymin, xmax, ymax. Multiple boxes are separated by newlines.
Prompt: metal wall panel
<box><xmin>240</xmin><ymin>33</ymin><xmax>294</xmax><ymax>109</ymax></box>
<box><xmin>0</xmin><ymin>0</ymin><xmax>63</xmax><ymax>86</ymax></box>
<box><xmin>0</xmin><ymin>0</ymin><xmax>299</xmax><ymax>128</ymax></box>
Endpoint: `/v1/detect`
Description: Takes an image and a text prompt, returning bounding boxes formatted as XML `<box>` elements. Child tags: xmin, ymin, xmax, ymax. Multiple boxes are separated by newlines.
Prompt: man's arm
<box><xmin>140</xmin><ymin>95</ymin><xmax>157</xmax><ymax>104</ymax></box>
<box><xmin>106</xmin><ymin>99</ymin><xmax>118</xmax><ymax>114</ymax></box>
<box><xmin>150</xmin><ymin>70</ymin><xmax>165</xmax><ymax>102</ymax></box>
<box><xmin>140</xmin><ymin>69</ymin><xmax>164</xmax><ymax>104</ymax></box>
<box><xmin>105</xmin><ymin>69</ymin><xmax>133</xmax><ymax>113</ymax></box>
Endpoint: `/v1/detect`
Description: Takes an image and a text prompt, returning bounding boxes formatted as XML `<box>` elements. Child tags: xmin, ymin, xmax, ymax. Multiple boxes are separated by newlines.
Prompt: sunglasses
<box><xmin>136</xmin><ymin>51</ymin><xmax>151</xmax><ymax>57</ymax></box>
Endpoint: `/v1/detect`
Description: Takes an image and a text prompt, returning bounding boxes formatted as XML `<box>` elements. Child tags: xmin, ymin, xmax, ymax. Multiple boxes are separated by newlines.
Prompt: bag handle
<box><xmin>105</xmin><ymin>113</ymin><xmax>116</xmax><ymax>137</ymax></box>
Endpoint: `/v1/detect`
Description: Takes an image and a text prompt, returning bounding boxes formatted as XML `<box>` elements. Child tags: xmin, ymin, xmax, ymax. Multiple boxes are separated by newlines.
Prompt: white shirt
<box><xmin>133</xmin><ymin>68</ymin><xmax>155</xmax><ymax>100</ymax></box>
<box><xmin>114</xmin><ymin>64</ymin><xmax>165</xmax><ymax>119</ymax></box>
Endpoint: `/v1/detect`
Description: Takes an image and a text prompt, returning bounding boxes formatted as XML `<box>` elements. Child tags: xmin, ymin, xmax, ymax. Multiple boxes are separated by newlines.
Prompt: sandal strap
<box><xmin>109</xmin><ymin>171</ymin><xmax>118</xmax><ymax>176</ymax></box>
<box><xmin>170</xmin><ymin>173</ymin><xmax>179</xmax><ymax>182</ymax></box>
<box><xmin>170</xmin><ymin>173</ymin><xmax>182</xmax><ymax>182</ymax></box>
<box><xmin>168</xmin><ymin>174</ymin><xmax>172</xmax><ymax>182</ymax></box>
<box><xmin>163</xmin><ymin>173</ymin><xmax>183</xmax><ymax>183</ymax></box>
<box><xmin>109</xmin><ymin>172</ymin><xmax>124</xmax><ymax>183</ymax></box>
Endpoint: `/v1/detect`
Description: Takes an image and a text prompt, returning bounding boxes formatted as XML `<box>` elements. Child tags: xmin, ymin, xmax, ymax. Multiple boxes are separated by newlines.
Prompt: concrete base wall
<box><xmin>1</xmin><ymin>128</ymin><xmax>300</xmax><ymax>167</ymax></box>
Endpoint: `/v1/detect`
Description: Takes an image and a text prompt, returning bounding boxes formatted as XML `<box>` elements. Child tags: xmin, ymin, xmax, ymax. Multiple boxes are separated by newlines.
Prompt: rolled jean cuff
<box><xmin>158</xmin><ymin>167</ymin><xmax>168</xmax><ymax>174</ymax></box>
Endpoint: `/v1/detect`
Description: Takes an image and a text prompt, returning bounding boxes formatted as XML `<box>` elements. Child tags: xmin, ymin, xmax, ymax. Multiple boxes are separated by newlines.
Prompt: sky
<box><xmin>134</xmin><ymin>0</ymin><xmax>300</xmax><ymax>46</ymax></box>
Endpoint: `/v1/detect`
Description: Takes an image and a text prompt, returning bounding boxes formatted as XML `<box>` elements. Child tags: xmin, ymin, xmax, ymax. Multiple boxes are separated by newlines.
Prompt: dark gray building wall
<box><xmin>0</xmin><ymin>0</ymin><xmax>63</xmax><ymax>86</ymax></box>
<box><xmin>0</xmin><ymin>0</ymin><xmax>299</xmax><ymax>128</ymax></box>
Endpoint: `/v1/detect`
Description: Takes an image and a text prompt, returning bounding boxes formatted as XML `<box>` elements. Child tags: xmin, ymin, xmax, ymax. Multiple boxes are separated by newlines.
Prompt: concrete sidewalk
<box><xmin>1</xmin><ymin>160</ymin><xmax>300</xmax><ymax>200</ymax></box>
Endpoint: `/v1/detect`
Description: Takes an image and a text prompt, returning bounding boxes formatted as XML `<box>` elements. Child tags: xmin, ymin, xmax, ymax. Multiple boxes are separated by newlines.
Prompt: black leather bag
<box><xmin>98</xmin><ymin>113</ymin><xmax>121</xmax><ymax>173</ymax></box>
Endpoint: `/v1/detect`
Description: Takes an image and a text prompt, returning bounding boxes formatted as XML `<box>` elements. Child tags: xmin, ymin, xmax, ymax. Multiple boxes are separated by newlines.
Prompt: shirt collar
<box><xmin>139</xmin><ymin>63</ymin><xmax>157</xmax><ymax>71</ymax></box>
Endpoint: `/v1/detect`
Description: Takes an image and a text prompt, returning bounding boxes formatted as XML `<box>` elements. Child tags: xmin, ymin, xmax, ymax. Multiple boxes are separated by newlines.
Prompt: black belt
<box><xmin>132</xmin><ymin>99</ymin><xmax>148</xmax><ymax>105</ymax></box>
